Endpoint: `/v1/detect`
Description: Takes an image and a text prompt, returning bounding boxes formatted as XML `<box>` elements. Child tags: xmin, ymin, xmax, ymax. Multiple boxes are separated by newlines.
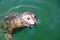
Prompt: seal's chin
<box><xmin>24</xmin><ymin>22</ymin><xmax>37</xmax><ymax>29</ymax></box>
<box><xmin>28</xmin><ymin>23</ymin><xmax>37</xmax><ymax>27</ymax></box>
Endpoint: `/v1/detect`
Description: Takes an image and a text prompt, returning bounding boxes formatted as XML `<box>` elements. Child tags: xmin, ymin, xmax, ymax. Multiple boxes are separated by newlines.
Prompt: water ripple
<box><xmin>7</xmin><ymin>5</ymin><xmax>41</xmax><ymax>13</ymax></box>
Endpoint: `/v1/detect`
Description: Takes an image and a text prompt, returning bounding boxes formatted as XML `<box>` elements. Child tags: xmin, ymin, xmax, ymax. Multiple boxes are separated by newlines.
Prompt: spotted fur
<box><xmin>0</xmin><ymin>12</ymin><xmax>37</xmax><ymax>40</ymax></box>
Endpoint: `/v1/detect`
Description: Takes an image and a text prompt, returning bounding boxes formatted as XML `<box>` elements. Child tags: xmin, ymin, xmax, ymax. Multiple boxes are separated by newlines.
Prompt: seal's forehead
<box><xmin>22</xmin><ymin>12</ymin><xmax>35</xmax><ymax>17</ymax></box>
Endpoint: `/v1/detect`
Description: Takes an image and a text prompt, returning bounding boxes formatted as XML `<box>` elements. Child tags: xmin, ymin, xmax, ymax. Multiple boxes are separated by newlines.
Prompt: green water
<box><xmin>0</xmin><ymin>0</ymin><xmax>60</xmax><ymax>40</ymax></box>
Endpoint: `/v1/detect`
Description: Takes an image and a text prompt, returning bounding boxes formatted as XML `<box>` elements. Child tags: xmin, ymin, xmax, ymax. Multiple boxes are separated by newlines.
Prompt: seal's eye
<box><xmin>27</xmin><ymin>18</ymin><xmax>30</xmax><ymax>20</ymax></box>
<box><xmin>34</xmin><ymin>16</ymin><xmax>36</xmax><ymax>18</ymax></box>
